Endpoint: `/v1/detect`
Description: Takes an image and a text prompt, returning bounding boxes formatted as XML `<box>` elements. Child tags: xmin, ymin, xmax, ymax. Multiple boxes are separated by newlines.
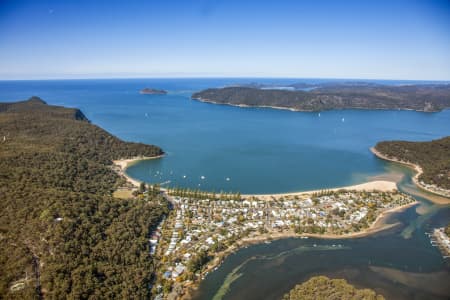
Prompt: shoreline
<box><xmin>192</xmin><ymin>97</ymin><xmax>439</xmax><ymax>113</ymax></box>
<box><xmin>370</xmin><ymin>147</ymin><xmax>450</xmax><ymax>202</ymax></box>
<box><xmin>112</xmin><ymin>156</ymin><xmax>426</xmax><ymax>299</ymax></box>
<box><xmin>181</xmin><ymin>200</ymin><xmax>418</xmax><ymax>299</ymax></box>
<box><xmin>236</xmin><ymin>200</ymin><xmax>418</xmax><ymax>242</ymax></box>
<box><xmin>192</xmin><ymin>97</ymin><xmax>306</xmax><ymax>112</ymax></box>
<box><xmin>113</xmin><ymin>154</ymin><xmax>165</xmax><ymax>187</ymax></box>
<box><xmin>242</xmin><ymin>180</ymin><xmax>398</xmax><ymax>199</ymax></box>
<box><xmin>114</xmin><ymin>155</ymin><xmax>397</xmax><ymax>198</ymax></box>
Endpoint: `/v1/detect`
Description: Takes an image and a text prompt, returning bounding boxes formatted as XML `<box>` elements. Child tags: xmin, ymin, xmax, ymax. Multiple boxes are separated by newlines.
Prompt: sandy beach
<box><xmin>113</xmin><ymin>156</ymin><xmax>429</xmax><ymax>300</ymax></box>
<box><xmin>113</xmin><ymin>155</ymin><xmax>164</xmax><ymax>187</ymax></box>
<box><xmin>243</xmin><ymin>180</ymin><xmax>398</xmax><ymax>200</ymax></box>
<box><xmin>370</xmin><ymin>147</ymin><xmax>450</xmax><ymax>202</ymax></box>
<box><xmin>114</xmin><ymin>158</ymin><xmax>415</xmax><ymax>239</ymax></box>
<box><xmin>112</xmin><ymin>154</ymin><xmax>432</xmax><ymax>299</ymax></box>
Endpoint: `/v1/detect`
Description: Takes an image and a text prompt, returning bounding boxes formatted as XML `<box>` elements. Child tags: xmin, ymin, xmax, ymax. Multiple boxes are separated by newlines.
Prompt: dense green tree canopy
<box><xmin>283</xmin><ymin>276</ymin><xmax>385</xmax><ymax>300</ymax></box>
<box><xmin>375</xmin><ymin>136</ymin><xmax>450</xmax><ymax>189</ymax></box>
<box><xmin>0</xmin><ymin>98</ymin><xmax>167</xmax><ymax>298</ymax></box>
<box><xmin>192</xmin><ymin>84</ymin><xmax>450</xmax><ymax>112</ymax></box>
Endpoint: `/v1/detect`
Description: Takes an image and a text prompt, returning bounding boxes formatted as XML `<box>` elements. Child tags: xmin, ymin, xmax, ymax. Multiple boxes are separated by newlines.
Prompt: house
<box><xmin>174</xmin><ymin>264</ymin><xmax>185</xmax><ymax>276</ymax></box>
<box><xmin>163</xmin><ymin>271</ymin><xmax>172</xmax><ymax>279</ymax></box>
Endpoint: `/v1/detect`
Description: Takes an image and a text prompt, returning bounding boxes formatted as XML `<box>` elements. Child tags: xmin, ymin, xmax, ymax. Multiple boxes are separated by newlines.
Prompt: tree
<box><xmin>139</xmin><ymin>182</ymin><xmax>146</xmax><ymax>193</ymax></box>
<box><xmin>187</xmin><ymin>251</ymin><xmax>209</xmax><ymax>273</ymax></box>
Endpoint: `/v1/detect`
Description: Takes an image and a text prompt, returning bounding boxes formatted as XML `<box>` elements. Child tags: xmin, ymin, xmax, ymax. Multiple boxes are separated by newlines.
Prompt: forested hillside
<box><xmin>282</xmin><ymin>276</ymin><xmax>384</xmax><ymax>300</ymax></box>
<box><xmin>192</xmin><ymin>84</ymin><xmax>450</xmax><ymax>112</ymax></box>
<box><xmin>0</xmin><ymin>97</ymin><xmax>168</xmax><ymax>298</ymax></box>
<box><xmin>375</xmin><ymin>137</ymin><xmax>450</xmax><ymax>189</ymax></box>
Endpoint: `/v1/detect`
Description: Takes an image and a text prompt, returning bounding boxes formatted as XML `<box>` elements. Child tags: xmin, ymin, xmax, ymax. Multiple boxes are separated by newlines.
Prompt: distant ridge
<box><xmin>192</xmin><ymin>83</ymin><xmax>450</xmax><ymax>112</ymax></box>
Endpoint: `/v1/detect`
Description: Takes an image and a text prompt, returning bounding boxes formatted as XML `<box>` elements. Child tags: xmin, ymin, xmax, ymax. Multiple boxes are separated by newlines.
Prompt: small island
<box><xmin>372</xmin><ymin>136</ymin><xmax>450</xmax><ymax>198</ymax></box>
<box><xmin>140</xmin><ymin>88</ymin><xmax>168</xmax><ymax>95</ymax></box>
<box><xmin>283</xmin><ymin>276</ymin><xmax>385</xmax><ymax>300</ymax></box>
<box><xmin>192</xmin><ymin>83</ymin><xmax>450</xmax><ymax>112</ymax></box>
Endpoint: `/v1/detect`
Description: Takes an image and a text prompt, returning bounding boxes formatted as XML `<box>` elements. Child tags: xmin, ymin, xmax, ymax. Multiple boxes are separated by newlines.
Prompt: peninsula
<box><xmin>146</xmin><ymin>183</ymin><xmax>416</xmax><ymax>299</ymax></box>
<box><xmin>0</xmin><ymin>97</ymin><xmax>167</xmax><ymax>299</ymax></box>
<box><xmin>140</xmin><ymin>88</ymin><xmax>168</xmax><ymax>95</ymax></box>
<box><xmin>372</xmin><ymin>136</ymin><xmax>450</xmax><ymax>198</ymax></box>
<box><xmin>192</xmin><ymin>83</ymin><xmax>450</xmax><ymax>112</ymax></box>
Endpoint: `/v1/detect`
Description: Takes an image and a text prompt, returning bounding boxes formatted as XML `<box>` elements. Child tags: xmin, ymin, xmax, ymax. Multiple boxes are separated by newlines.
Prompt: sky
<box><xmin>0</xmin><ymin>0</ymin><xmax>449</xmax><ymax>80</ymax></box>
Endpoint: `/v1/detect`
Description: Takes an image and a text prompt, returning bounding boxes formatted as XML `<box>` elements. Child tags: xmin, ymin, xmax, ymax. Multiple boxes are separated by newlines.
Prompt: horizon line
<box><xmin>1</xmin><ymin>75</ymin><xmax>450</xmax><ymax>82</ymax></box>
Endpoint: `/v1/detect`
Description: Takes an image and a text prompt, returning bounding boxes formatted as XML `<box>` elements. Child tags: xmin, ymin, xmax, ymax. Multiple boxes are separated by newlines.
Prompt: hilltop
<box><xmin>0</xmin><ymin>96</ymin><xmax>88</xmax><ymax>120</ymax></box>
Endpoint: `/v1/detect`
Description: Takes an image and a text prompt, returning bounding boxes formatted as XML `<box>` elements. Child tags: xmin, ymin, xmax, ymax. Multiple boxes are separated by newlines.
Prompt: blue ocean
<box><xmin>1</xmin><ymin>78</ymin><xmax>449</xmax><ymax>193</ymax></box>
<box><xmin>1</xmin><ymin>78</ymin><xmax>449</xmax><ymax>300</ymax></box>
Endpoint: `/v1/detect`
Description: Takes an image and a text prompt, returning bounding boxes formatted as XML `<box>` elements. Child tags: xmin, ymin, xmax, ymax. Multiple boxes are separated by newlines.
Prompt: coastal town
<box><xmin>142</xmin><ymin>185</ymin><xmax>416</xmax><ymax>299</ymax></box>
